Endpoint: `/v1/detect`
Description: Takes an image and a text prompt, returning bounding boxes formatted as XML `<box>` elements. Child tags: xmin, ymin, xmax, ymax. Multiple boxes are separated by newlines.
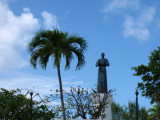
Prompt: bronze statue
<box><xmin>96</xmin><ymin>53</ymin><xmax>110</xmax><ymax>93</ymax></box>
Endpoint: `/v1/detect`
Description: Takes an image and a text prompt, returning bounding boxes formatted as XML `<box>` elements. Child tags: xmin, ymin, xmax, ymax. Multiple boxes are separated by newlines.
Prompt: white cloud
<box><xmin>23</xmin><ymin>8</ymin><xmax>31</xmax><ymax>13</ymax></box>
<box><xmin>102</xmin><ymin>0</ymin><xmax>139</xmax><ymax>13</ymax></box>
<box><xmin>102</xmin><ymin>0</ymin><xmax>156</xmax><ymax>41</ymax></box>
<box><xmin>0</xmin><ymin>0</ymin><xmax>7</xmax><ymax>4</ymax></box>
<box><xmin>0</xmin><ymin>75</ymin><xmax>58</xmax><ymax>94</ymax></box>
<box><xmin>0</xmin><ymin>74</ymin><xmax>83</xmax><ymax>95</ymax></box>
<box><xmin>41</xmin><ymin>11</ymin><xmax>59</xmax><ymax>29</ymax></box>
<box><xmin>138</xmin><ymin>7</ymin><xmax>155</xmax><ymax>27</ymax></box>
<box><xmin>0</xmin><ymin>74</ymin><xmax>83</xmax><ymax>106</ymax></box>
<box><xmin>0</xmin><ymin>2</ymin><xmax>40</xmax><ymax>72</ymax></box>
<box><xmin>0</xmin><ymin>2</ymin><xmax>59</xmax><ymax>72</ymax></box>
<box><xmin>123</xmin><ymin>7</ymin><xmax>155</xmax><ymax>41</ymax></box>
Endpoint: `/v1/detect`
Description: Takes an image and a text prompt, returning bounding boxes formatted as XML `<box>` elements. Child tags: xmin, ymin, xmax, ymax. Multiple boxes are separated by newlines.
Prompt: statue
<box><xmin>96</xmin><ymin>53</ymin><xmax>110</xmax><ymax>93</ymax></box>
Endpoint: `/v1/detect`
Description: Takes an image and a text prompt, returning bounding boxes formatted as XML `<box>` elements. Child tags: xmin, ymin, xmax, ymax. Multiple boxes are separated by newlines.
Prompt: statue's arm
<box><xmin>96</xmin><ymin>60</ymin><xmax>99</xmax><ymax>67</ymax></box>
<box><xmin>106</xmin><ymin>59</ymin><xmax>110</xmax><ymax>66</ymax></box>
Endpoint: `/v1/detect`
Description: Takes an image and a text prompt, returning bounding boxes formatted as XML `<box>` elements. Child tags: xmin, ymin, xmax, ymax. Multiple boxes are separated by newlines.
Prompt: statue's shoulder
<box><xmin>96</xmin><ymin>59</ymin><xmax>100</xmax><ymax>62</ymax></box>
<box><xmin>105</xmin><ymin>58</ymin><xmax>109</xmax><ymax>61</ymax></box>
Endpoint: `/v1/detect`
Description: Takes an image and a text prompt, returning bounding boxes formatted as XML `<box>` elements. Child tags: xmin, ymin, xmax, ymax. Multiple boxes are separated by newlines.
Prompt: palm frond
<box><xmin>67</xmin><ymin>35</ymin><xmax>87</xmax><ymax>51</ymax></box>
<box><xmin>27</xmin><ymin>28</ymin><xmax>87</xmax><ymax>70</ymax></box>
<box><xmin>68</xmin><ymin>46</ymin><xmax>85</xmax><ymax>70</ymax></box>
<box><xmin>28</xmin><ymin>30</ymin><xmax>48</xmax><ymax>53</ymax></box>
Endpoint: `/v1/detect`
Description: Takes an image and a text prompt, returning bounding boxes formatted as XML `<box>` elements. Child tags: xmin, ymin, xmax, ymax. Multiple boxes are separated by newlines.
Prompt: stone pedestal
<box><xmin>104</xmin><ymin>95</ymin><xmax>113</xmax><ymax>120</ymax></box>
<box><xmin>92</xmin><ymin>93</ymin><xmax>113</xmax><ymax>120</ymax></box>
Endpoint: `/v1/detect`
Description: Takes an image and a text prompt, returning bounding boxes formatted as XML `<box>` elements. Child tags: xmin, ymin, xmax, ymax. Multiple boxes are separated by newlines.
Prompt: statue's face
<box><xmin>101</xmin><ymin>53</ymin><xmax>105</xmax><ymax>58</ymax></box>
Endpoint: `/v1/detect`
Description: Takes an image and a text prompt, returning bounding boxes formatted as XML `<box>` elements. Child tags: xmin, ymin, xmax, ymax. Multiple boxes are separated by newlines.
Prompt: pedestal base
<box><xmin>104</xmin><ymin>95</ymin><xmax>113</xmax><ymax>120</ymax></box>
<box><xmin>92</xmin><ymin>93</ymin><xmax>113</xmax><ymax>120</ymax></box>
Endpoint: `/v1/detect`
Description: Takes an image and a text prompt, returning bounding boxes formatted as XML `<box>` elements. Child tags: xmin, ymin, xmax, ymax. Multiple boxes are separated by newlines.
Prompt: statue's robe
<box><xmin>96</xmin><ymin>58</ymin><xmax>109</xmax><ymax>93</ymax></box>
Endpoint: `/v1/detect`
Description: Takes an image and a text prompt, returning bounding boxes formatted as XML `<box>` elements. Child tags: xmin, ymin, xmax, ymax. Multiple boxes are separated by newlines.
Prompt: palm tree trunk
<box><xmin>57</xmin><ymin>66</ymin><xmax>66</xmax><ymax>120</ymax></box>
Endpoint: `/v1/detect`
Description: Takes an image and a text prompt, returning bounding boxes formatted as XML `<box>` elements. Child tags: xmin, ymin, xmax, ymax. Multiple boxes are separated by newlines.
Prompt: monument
<box><xmin>93</xmin><ymin>52</ymin><xmax>113</xmax><ymax>120</ymax></box>
<box><xmin>96</xmin><ymin>53</ymin><xmax>109</xmax><ymax>93</ymax></box>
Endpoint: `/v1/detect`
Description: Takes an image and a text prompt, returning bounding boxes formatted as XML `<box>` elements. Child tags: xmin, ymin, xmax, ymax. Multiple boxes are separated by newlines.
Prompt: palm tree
<box><xmin>27</xmin><ymin>28</ymin><xmax>87</xmax><ymax>120</ymax></box>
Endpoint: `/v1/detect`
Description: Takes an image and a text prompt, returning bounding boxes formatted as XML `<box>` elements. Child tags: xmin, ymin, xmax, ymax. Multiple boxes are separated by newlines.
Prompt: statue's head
<box><xmin>101</xmin><ymin>53</ymin><xmax>105</xmax><ymax>58</ymax></box>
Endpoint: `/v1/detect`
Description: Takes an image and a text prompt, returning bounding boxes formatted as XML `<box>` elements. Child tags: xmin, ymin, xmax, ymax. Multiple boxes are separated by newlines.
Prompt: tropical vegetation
<box><xmin>132</xmin><ymin>47</ymin><xmax>160</xmax><ymax>119</ymax></box>
<box><xmin>27</xmin><ymin>28</ymin><xmax>87</xmax><ymax>120</ymax></box>
<box><xmin>0</xmin><ymin>88</ymin><xmax>55</xmax><ymax>120</ymax></box>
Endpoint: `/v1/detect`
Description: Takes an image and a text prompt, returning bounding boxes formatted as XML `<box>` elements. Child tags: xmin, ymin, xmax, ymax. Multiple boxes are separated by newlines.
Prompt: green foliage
<box><xmin>111</xmin><ymin>102</ymin><xmax>123</xmax><ymax>120</ymax></box>
<box><xmin>112</xmin><ymin>101</ymin><xmax>149</xmax><ymax>120</ymax></box>
<box><xmin>148</xmin><ymin>104</ymin><xmax>159</xmax><ymax>120</ymax></box>
<box><xmin>132</xmin><ymin>47</ymin><xmax>160</xmax><ymax>104</ymax></box>
<box><xmin>52</xmin><ymin>86</ymin><xmax>109</xmax><ymax>119</ymax></box>
<box><xmin>0</xmin><ymin>88</ymin><xmax>55</xmax><ymax>120</ymax></box>
<box><xmin>132</xmin><ymin>47</ymin><xmax>160</xmax><ymax>119</ymax></box>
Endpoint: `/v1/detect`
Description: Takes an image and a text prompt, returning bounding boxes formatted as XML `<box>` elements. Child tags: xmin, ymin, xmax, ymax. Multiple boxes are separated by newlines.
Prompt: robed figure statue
<box><xmin>96</xmin><ymin>53</ymin><xmax>110</xmax><ymax>93</ymax></box>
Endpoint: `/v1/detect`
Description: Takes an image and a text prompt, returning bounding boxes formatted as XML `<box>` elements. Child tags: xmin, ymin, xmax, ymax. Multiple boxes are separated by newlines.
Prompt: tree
<box><xmin>148</xmin><ymin>104</ymin><xmax>159</xmax><ymax>120</ymax></box>
<box><xmin>27</xmin><ymin>28</ymin><xmax>87</xmax><ymax>120</ymax></box>
<box><xmin>0</xmin><ymin>88</ymin><xmax>55</xmax><ymax>120</ymax></box>
<box><xmin>111</xmin><ymin>102</ymin><xmax>123</xmax><ymax>120</ymax></box>
<box><xmin>132</xmin><ymin>47</ymin><xmax>160</xmax><ymax>119</ymax></box>
<box><xmin>53</xmin><ymin>86</ymin><xmax>108</xmax><ymax>119</ymax></box>
<box><xmin>112</xmin><ymin>101</ymin><xmax>149</xmax><ymax>120</ymax></box>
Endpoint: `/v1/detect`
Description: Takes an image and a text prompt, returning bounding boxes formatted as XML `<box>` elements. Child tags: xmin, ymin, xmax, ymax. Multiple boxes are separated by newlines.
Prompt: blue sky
<box><xmin>0</xmin><ymin>0</ymin><xmax>160</xmax><ymax>108</ymax></box>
